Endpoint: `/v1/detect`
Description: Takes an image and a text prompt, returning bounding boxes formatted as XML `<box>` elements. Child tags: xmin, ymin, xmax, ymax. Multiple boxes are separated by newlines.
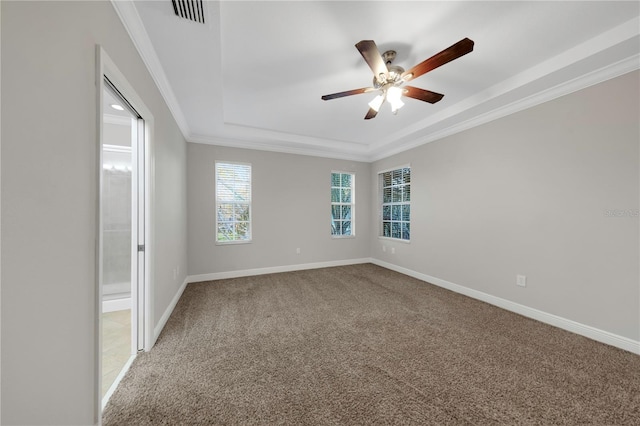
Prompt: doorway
<box><xmin>100</xmin><ymin>77</ymin><xmax>145</xmax><ymax>404</ymax></box>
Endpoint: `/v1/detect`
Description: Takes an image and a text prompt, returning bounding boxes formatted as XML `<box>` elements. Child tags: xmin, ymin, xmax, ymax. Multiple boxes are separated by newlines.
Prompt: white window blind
<box><xmin>215</xmin><ymin>162</ymin><xmax>251</xmax><ymax>243</ymax></box>
<box><xmin>380</xmin><ymin>167</ymin><xmax>410</xmax><ymax>241</ymax></box>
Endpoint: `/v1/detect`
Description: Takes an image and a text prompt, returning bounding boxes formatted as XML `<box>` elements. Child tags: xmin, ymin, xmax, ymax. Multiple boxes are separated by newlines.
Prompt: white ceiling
<box><xmin>115</xmin><ymin>1</ymin><xmax>640</xmax><ymax>162</ymax></box>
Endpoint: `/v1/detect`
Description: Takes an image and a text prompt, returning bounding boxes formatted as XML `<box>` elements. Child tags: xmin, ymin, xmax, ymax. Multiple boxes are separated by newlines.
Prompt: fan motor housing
<box><xmin>373</xmin><ymin>50</ymin><xmax>405</xmax><ymax>88</ymax></box>
<box><xmin>382</xmin><ymin>50</ymin><xmax>396</xmax><ymax>64</ymax></box>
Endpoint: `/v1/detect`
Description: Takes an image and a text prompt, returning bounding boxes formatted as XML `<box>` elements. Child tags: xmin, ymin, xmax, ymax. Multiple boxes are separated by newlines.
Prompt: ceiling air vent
<box><xmin>172</xmin><ymin>0</ymin><xmax>205</xmax><ymax>24</ymax></box>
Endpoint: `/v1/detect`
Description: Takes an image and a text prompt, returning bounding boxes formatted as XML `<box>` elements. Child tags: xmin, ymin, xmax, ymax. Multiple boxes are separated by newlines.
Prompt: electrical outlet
<box><xmin>382</xmin><ymin>246</ymin><xmax>386</xmax><ymax>252</ymax></box>
<box><xmin>516</xmin><ymin>275</ymin><xmax>526</xmax><ymax>287</ymax></box>
<box><xmin>173</xmin><ymin>268</ymin><xmax>177</xmax><ymax>280</ymax></box>
<box><xmin>296</xmin><ymin>248</ymin><xmax>301</xmax><ymax>255</ymax></box>
<box><xmin>391</xmin><ymin>247</ymin><xmax>396</xmax><ymax>254</ymax></box>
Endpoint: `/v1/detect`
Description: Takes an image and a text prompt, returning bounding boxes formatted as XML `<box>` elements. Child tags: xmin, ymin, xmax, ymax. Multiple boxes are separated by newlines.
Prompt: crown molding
<box><xmin>109</xmin><ymin>0</ymin><xmax>190</xmax><ymax>139</ymax></box>
<box><xmin>369</xmin><ymin>53</ymin><xmax>640</xmax><ymax>162</ymax></box>
<box><xmin>188</xmin><ymin>133</ymin><xmax>369</xmax><ymax>162</ymax></box>
<box><xmin>368</xmin><ymin>16</ymin><xmax>640</xmax><ymax>160</ymax></box>
<box><xmin>221</xmin><ymin>121</ymin><xmax>368</xmax><ymax>150</ymax></box>
<box><xmin>113</xmin><ymin>3</ymin><xmax>638</xmax><ymax>163</ymax></box>
<box><xmin>374</xmin><ymin>16</ymin><xmax>640</xmax><ymax>150</ymax></box>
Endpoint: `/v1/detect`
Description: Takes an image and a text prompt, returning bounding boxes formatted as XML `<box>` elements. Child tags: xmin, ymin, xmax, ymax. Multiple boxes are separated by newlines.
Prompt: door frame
<box><xmin>95</xmin><ymin>45</ymin><xmax>155</xmax><ymax>421</ymax></box>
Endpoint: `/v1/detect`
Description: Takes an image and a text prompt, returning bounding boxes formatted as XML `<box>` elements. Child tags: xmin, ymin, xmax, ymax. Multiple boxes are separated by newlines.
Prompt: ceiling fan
<box><xmin>321</xmin><ymin>38</ymin><xmax>474</xmax><ymax>119</ymax></box>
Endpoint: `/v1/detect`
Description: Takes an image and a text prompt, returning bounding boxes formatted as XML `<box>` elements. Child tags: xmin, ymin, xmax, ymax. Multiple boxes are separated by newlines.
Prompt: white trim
<box><xmin>370</xmin><ymin>258</ymin><xmax>640</xmax><ymax>355</ymax></box>
<box><xmin>188</xmin><ymin>133</ymin><xmax>369</xmax><ymax>162</ymax></box>
<box><xmin>103</xmin><ymin>143</ymin><xmax>132</xmax><ymax>154</ymax></box>
<box><xmin>95</xmin><ymin>47</ymin><xmax>106</xmax><ymax>425</ymax></box>
<box><xmin>153</xmin><ymin>276</ymin><xmax>189</xmax><ymax>345</ymax></box>
<box><xmin>369</xmin><ymin>54</ymin><xmax>640</xmax><ymax>162</ymax></box>
<box><xmin>142</xmin><ymin>100</ymin><xmax>155</xmax><ymax>353</ymax></box>
<box><xmin>174</xmin><ymin>258</ymin><xmax>640</xmax><ymax>355</ymax></box>
<box><xmin>111</xmin><ymin>2</ymin><xmax>639</xmax><ymax>163</ymax></box>
<box><xmin>102</xmin><ymin>298</ymin><xmax>131</xmax><ymax>313</ymax></box>
<box><xmin>109</xmin><ymin>0</ymin><xmax>190</xmax><ymax>139</ymax></box>
<box><xmin>159</xmin><ymin>259</ymin><xmax>639</xmax><ymax>357</ymax></box>
<box><xmin>100</xmin><ymin>46</ymin><xmax>156</xmax><ymax>351</ymax></box>
<box><xmin>215</xmin><ymin>161</ymin><xmax>252</xmax><ymax>244</ymax></box>
<box><xmin>187</xmin><ymin>258</ymin><xmax>371</xmax><ymax>283</ymax></box>
<box><xmin>368</xmin><ymin>16</ymin><xmax>640</xmax><ymax>160</ymax></box>
<box><xmin>156</xmin><ymin>261</ymin><xmax>376</xmax><ymax>346</ymax></box>
<box><xmin>214</xmin><ymin>239</ymin><xmax>252</xmax><ymax>246</ymax></box>
<box><xmin>0</xmin><ymin>3</ymin><xmax>3</xmax><ymax>420</ymax></box>
<box><xmin>101</xmin><ymin>354</ymin><xmax>136</xmax><ymax>411</ymax></box>
<box><xmin>376</xmin><ymin>163</ymin><xmax>411</xmax><ymax>176</ymax></box>
<box><xmin>103</xmin><ymin>114</ymin><xmax>133</xmax><ymax>126</ymax></box>
<box><xmin>96</xmin><ymin>45</ymin><xmax>156</xmax><ymax>423</ymax></box>
<box><xmin>378</xmin><ymin>166</ymin><xmax>411</xmax><ymax>242</ymax></box>
<box><xmin>377</xmin><ymin>236</ymin><xmax>411</xmax><ymax>244</ymax></box>
<box><xmin>331</xmin><ymin>169</ymin><xmax>358</xmax><ymax>174</ymax></box>
<box><xmin>331</xmin><ymin>171</ymin><xmax>356</xmax><ymax>238</ymax></box>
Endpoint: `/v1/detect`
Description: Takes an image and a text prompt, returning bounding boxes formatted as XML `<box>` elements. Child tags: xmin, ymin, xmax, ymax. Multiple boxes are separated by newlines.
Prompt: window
<box><xmin>380</xmin><ymin>167</ymin><xmax>410</xmax><ymax>241</ymax></box>
<box><xmin>215</xmin><ymin>162</ymin><xmax>251</xmax><ymax>243</ymax></box>
<box><xmin>331</xmin><ymin>172</ymin><xmax>354</xmax><ymax>237</ymax></box>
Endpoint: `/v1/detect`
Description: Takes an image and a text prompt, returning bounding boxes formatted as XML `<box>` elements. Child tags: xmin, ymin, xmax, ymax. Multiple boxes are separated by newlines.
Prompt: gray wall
<box><xmin>0</xmin><ymin>1</ymin><xmax>637</xmax><ymax>424</ymax></box>
<box><xmin>188</xmin><ymin>144</ymin><xmax>371</xmax><ymax>276</ymax></box>
<box><xmin>371</xmin><ymin>70</ymin><xmax>639</xmax><ymax>341</ymax></box>
<box><xmin>1</xmin><ymin>1</ymin><xmax>188</xmax><ymax>424</ymax></box>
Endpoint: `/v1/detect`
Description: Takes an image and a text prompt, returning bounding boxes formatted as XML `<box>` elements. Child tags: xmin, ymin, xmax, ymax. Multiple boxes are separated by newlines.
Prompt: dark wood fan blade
<box><xmin>403</xmin><ymin>86</ymin><xmax>444</xmax><ymax>104</ymax></box>
<box><xmin>364</xmin><ymin>107</ymin><xmax>378</xmax><ymax>120</ymax></box>
<box><xmin>402</xmin><ymin>38</ymin><xmax>474</xmax><ymax>82</ymax></box>
<box><xmin>355</xmin><ymin>40</ymin><xmax>388</xmax><ymax>81</ymax></box>
<box><xmin>321</xmin><ymin>87</ymin><xmax>374</xmax><ymax>101</ymax></box>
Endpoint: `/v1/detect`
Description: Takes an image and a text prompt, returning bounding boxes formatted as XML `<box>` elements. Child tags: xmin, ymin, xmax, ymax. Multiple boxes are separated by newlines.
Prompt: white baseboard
<box><xmin>370</xmin><ymin>258</ymin><xmax>640</xmax><ymax>355</ymax></box>
<box><xmin>153</xmin><ymin>277</ymin><xmax>189</xmax><ymax>345</ymax></box>
<box><xmin>187</xmin><ymin>258</ymin><xmax>372</xmax><ymax>283</ymax></box>
<box><xmin>156</xmin><ymin>258</ymin><xmax>639</xmax><ymax>355</ymax></box>
<box><xmin>101</xmin><ymin>353</ymin><xmax>136</xmax><ymax>410</ymax></box>
<box><xmin>102</xmin><ymin>297</ymin><xmax>131</xmax><ymax>313</ymax></box>
<box><xmin>151</xmin><ymin>259</ymin><xmax>370</xmax><ymax>346</ymax></box>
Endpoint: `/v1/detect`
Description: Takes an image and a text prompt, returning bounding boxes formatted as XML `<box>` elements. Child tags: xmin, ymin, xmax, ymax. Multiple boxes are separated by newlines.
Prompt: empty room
<box><xmin>1</xmin><ymin>1</ymin><xmax>639</xmax><ymax>425</ymax></box>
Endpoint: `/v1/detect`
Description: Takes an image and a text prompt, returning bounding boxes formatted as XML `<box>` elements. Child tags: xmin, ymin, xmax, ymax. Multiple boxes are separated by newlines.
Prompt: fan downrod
<box><xmin>373</xmin><ymin>50</ymin><xmax>405</xmax><ymax>88</ymax></box>
<box><xmin>382</xmin><ymin>50</ymin><xmax>396</xmax><ymax>65</ymax></box>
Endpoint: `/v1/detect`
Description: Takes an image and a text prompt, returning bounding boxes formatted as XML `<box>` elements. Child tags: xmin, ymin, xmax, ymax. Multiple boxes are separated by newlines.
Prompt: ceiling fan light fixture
<box><xmin>368</xmin><ymin>94</ymin><xmax>385</xmax><ymax>112</ymax></box>
<box><xmin>387</xmin><ymin>86</ymin><xmax>403</xmax><ymax>102</ymax></box>
<box><xmin>322</xmin><ymin>38</ymin><xmax>474</xmax><ymax>119</ymax></box>
<box><xmin>390</xmin><ymin>98</ymin><xmax>405</xmax><ymax>114</ymax></box>
<box><xmin>388</xmin><ymin>65</ymin><xmax>405</xmax><ymax>82</ymax></box>
<box><xmin>387</xmin><ymin>86</ymin><xmax>405</xmax><ymax>113</ymax></box>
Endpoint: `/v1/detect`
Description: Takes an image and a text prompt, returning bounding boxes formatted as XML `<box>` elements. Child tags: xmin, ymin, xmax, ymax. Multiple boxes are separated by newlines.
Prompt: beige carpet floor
<box><xmin>103</xmin><ymin>264</ymin><xmax>640</xmax><ymax>425</ymax></box>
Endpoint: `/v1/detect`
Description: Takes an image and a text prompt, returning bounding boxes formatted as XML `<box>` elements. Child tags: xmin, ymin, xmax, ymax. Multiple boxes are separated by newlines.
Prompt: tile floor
<box><xmin>102</xmin><ymin>309</ymin><xmax>131</xmax><ymax>397</ymax></box>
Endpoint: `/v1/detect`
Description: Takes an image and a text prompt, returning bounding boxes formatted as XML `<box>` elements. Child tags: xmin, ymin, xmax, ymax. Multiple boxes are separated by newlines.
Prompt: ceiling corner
<box><xmin>109</xmin><ymin>0</ymin><xmax>191</xmax><ymax>140</ymax></box>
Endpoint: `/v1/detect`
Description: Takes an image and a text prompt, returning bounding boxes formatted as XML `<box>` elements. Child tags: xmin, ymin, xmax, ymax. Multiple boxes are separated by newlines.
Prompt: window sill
<box><xmin>215</xmin><ymin>239</ymin><xmax>252</xmax><ymax>246</ymax></box>
<box><xmin>377</xmin><ymin>236</ymin><xmax>411</xmax><ymax>244</ymax></box>
<box><xmin>331</xmin><ymin>235</ymin><xmax>356</xmax><ymax>239</ymax></box>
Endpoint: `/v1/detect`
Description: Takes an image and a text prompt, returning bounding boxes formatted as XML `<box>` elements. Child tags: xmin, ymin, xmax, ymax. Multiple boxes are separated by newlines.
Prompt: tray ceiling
<box><xmin>114</xmin><ymin>1</ymin><xmax>639</xmax><ymax>161</ymax></box>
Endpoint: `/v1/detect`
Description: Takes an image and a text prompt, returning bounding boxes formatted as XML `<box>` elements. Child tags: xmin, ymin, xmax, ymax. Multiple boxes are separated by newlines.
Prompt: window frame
<box><xmin>378</xmin><ymin>164</ymin><xmax>411</xmax><ymax>243</ymax></box>
<box><xmin>215</xmin><ymin>161</ymin><xmax>252</xmax><ymax>245</ymax></box>
<box><xmin>330</xmin><ymin>171</ymin><xmax>355</xmax><ymax>238</ymax></box>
